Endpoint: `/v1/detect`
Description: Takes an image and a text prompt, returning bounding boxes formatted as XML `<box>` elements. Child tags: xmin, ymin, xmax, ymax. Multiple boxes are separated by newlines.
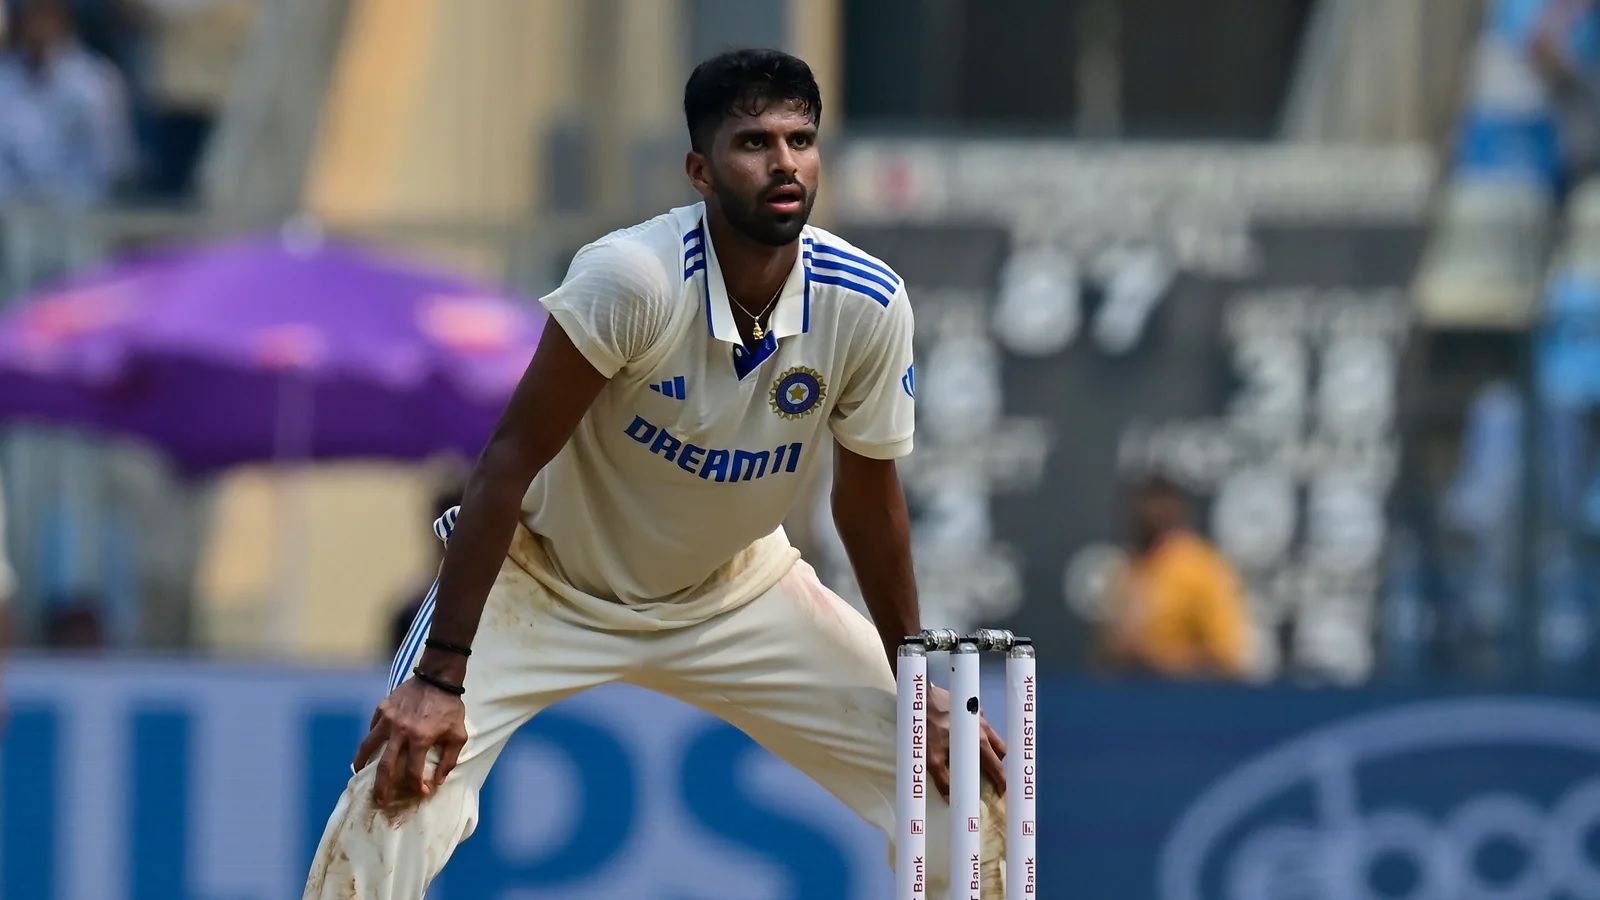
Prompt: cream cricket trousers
<box><xmin>304</xmin><ymin>516</ymin><xmax>1006</xmax><ymax>899</ymax></box>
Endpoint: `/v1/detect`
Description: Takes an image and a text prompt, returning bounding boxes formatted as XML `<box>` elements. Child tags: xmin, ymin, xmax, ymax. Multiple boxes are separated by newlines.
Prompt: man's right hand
<box><xmin>346</xmin><ymin>317</ymin><xmax>606</xmax><ymax>814</ymax></box>
<box><xmin>354</xmin><ymin>677</ymin><xmax>468</xmax><ymax>809</ymax></box>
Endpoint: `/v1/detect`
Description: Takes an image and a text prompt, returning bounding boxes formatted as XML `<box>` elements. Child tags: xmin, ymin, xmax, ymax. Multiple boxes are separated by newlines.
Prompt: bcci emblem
<box><xmin>770</xmin><ymin>366</ymin><xmax>827</xmax><ymax>420</ymax></box>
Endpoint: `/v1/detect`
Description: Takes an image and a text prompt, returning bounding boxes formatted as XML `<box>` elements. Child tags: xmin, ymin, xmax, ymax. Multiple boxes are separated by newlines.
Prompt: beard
<box><xmin>713</xmin><ymin>178</ymin><xmax>815</xmax><ymax>247</ymax></box>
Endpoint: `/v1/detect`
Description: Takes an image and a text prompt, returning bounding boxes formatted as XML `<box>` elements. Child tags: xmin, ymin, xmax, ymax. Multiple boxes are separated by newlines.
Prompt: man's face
<box><xmin>1131</xmin><ymin>493</ymin><xmax>1183</xmax><ymax>550</ymax></box>
<box><xmin>690</xmin><ymin>97</ymin><xmax>820</xmax><ymax>247</ymax></box>
<box><xmin>17</xmin><ymin>8</ymin><xmax>69</xmax><ymax>67</ymax></box>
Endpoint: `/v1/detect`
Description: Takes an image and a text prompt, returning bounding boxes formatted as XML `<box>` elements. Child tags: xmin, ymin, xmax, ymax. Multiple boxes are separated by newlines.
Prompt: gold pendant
<box><xmin>752</xmin><ymin>323</ymin><xmax>765</xmax><ymax>341</ymax></box>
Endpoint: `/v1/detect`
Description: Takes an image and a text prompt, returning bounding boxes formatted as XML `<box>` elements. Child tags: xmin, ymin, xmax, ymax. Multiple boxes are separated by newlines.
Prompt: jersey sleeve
<box><xmin>539</xmin><ymin>239</ymin><xmax>674</xmax><ymax>378</ymax></box>
<box><xmin>830</xmin><ymin>286</ymin><xmax>916</xmax><ymax>459</ymax></box>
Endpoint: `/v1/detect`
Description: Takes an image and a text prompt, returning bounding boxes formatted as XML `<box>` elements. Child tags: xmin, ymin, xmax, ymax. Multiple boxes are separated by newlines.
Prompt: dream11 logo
<box><xmin>1159</xmin><ymin>700</ymin><xmax>1600</xmax><ymax>900</ymax></box>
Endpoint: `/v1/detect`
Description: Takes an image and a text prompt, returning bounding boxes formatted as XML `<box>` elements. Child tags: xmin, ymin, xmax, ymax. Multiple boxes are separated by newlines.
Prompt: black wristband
<box><xmin>411</xmin><ymin>667</ymin><xmax>465</xmax><ymax>696</ymax></box>
<box><xmin>424</xmin><ymin>638</ymin><xmax>473</xmax><ymax>658</ymax></box>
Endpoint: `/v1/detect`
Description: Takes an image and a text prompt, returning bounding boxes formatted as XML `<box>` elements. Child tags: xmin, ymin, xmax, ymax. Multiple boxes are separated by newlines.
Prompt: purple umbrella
<box><xmin>0</xmin><ymin>233</ymin><xmax>545</xmax><ymax>475</ymax></box>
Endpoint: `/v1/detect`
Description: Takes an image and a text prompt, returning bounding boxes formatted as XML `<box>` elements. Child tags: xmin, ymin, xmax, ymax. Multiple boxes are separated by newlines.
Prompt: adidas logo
<box><xmin>648</xmin><ymin>375</ymin><xmax>687</xmax><ymax>400</ymax></box>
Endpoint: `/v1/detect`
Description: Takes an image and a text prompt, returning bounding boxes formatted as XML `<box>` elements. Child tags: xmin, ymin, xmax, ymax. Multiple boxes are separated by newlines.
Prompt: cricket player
<box><xmin>305</xmin><ymin>48</ymin><xmax>1009</xmax><ymax>899</ymax></box>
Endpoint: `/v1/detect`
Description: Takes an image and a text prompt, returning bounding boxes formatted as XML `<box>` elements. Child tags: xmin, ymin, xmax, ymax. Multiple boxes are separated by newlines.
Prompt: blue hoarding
<box><xmin>0</xmin><ymin>658</ymin><xmax>892</xmax><ymax>899</ymax></box>
<box><xmin>1050</xmin><ymin>680</ymin><xmax>1600</xmax><ymax>899</ymax></box>
<box><xmin>4</xmin><ymin>659</ymin><xmax>1600</xmax><ymax>898</ymax></box>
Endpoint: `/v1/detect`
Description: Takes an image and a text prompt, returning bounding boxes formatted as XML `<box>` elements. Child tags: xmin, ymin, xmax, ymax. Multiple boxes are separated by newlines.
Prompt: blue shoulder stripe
<box><xmin>810</xmin><ymin>256</ymin><xmax>898</xmax><ymax>296</ymax></box>
<box><xmin>812</xmin><ymin>243</ymin><xmax>899</xmax><ymax>287</ymax></box>
<box><xmin>683</xmin><ymin>227</ymin><xmax>707</xmax><ymax>280</ymax></box>
<box><xmin>811</xmin><ymin>272</ymin><xmax>893</xmax><ymax>307</ymax></box>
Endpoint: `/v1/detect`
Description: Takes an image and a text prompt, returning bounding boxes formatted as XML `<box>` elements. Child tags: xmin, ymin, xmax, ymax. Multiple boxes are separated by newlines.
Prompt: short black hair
<box><xmin>1134</xmin><ymin>474</ymin><xmax>1187</xmax><ymax>504</ymax></box>
<box><xmin>683</xmin><ymin>48</ymin><xmax>822</xmax><ymax>154</ymax></box>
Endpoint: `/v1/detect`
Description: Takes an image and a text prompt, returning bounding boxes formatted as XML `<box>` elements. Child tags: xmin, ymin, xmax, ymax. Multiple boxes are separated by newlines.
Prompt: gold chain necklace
<box><xmin>733</xmin><ymin>283</ymin><xmax>784</xmax><ymax>341</ymax></box>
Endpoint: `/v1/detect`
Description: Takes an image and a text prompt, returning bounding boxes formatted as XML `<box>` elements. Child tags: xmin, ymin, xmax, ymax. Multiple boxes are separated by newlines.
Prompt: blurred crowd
<box><xmin>1396</xmin><ymin>0</ymin><xmax>1600</xmax><ymax>682</ymax></box>
<box><xmin>0</xmin><ymin>0</ymin><xmax>254</xmax><ymax>206</ymax></box>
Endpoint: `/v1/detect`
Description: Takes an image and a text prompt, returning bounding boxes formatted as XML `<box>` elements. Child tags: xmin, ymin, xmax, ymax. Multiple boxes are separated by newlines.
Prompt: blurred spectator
<box><xmin>1531</xmin><ymin>0</ymin><xmax>1600</xmax><ymax>185</ymax></box>
<box><xmin>0</xmin><ymin>0</ymin><xmax>134</xmax><ymax>205</ymax></box>
<box><xmin>386</xmin><ymin>482</ymin><xmax>464</xmax><ymax>659</ymax></box>
<box><xmin>44</xmin><ymin>593</ymin><xmax>107</xmax><ymax>651</ymax></box>
<box><xmin>135</xmin><ymin>0</ymin><xmax>258</xmax><ymax>198</ymax></box>
<box><xmin>1097</xmin><ymin>476</ymin><xmax>1253</xmax><ymax>681</ymax></box>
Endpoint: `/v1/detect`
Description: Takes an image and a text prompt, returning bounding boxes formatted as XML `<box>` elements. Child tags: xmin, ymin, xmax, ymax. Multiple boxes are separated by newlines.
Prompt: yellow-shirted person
<box><xmin>1100</xmin><ymin>476</ymin><xmax>1253</xmax><ymax>680</ymax></box>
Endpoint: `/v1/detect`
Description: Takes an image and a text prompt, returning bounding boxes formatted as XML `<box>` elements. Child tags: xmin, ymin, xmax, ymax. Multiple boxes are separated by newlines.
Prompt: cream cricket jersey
<box><xmin>521</xmin><ymin>201</ymin><xmax>916</xmax><ymax>608</ymax></box>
